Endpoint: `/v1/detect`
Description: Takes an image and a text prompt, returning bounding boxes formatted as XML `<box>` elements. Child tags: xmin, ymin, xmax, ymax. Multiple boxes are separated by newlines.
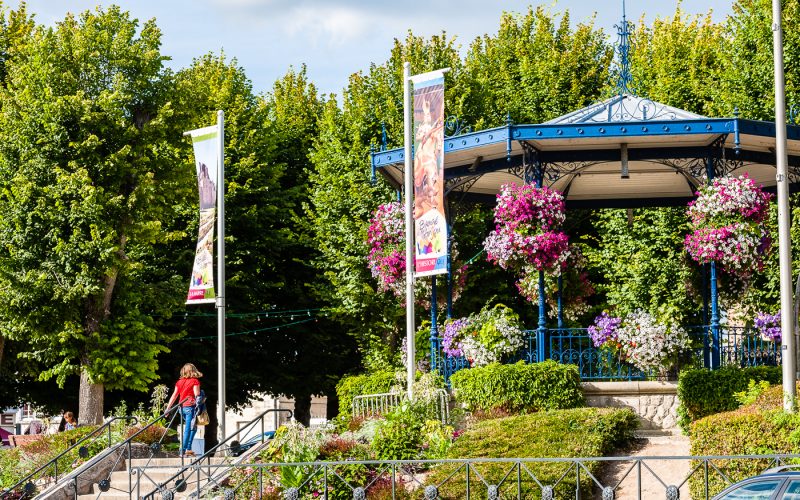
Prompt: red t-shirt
<box><xmin>176</xmin><ymin>378</ymin><xmax>200</xmax><ymax>407</ymax></box>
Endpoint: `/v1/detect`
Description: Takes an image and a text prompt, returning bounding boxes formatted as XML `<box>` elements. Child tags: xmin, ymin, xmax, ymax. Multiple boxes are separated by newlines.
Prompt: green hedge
<box><xmin>335</xmin><ymin>370</ymin><xmax>397</xmax><ymax>422</ymax></box>
<box><xmin>428</xmin><ymin>407</ymin><xmax>638</xmax><ymax>498</ymax></box>
<box><xmin>449</xmin><ymin>360</ymin><xmax>584</xmax><ymax>413</ymax></box>
<box><xmin>688</xmin><ymin>385</ymin><xmax>800</xmax><ymax>499</ymax></box>
<box><xmin>676</xmin><ymin>366</ymin><xmax>782</xmax><ymax>431</ymax></box>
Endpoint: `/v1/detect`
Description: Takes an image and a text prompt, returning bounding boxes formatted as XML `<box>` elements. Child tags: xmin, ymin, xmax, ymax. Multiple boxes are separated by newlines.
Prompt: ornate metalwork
<box><xmin>174</xmin><ymin>479</ymin><xmax>187</xmax><ymax>493</ymax></box>
<box><xmin>284</xmin><ymin>487</ymin><xmax>300</xmax><ymax>500</ymax></box>
<box><xmin>353</xmin><ymin>486</ymin><xmax>366</xmax><ymax>500</ymax></box>
<box><xmin>444</xmin><ymin>116</ymin><xmax>472</xmax><ymax>138</ymax></box>
<box><xmin>98</xmin><ymin>479</ymin><xmax>111</xmax><ymax>492</ymax></box>
<box><xmin>542</xmin><ymin>160</ymin><xmax>604</xmax><ymax>184</ymax></box>
<box><xmin>160</xmin><ymin>489</ymin><xmax>173</xmax><ymax>500</ymax></box>
<box><xmin>602</xmin><ymin>486</ymin><xmax>616</xmax><ymax>500</ymax></box>
<box><xmin>423</xmin><ymin>484</ymin><xmax>439</xmax><ymax>499</ymax></box>
<box><xmin>444</xmin><ymin>174</ymin><xmax>482</xmax><ymax>196</ymax></box>
<box><xmin>223</xmin><ymin>488</ymin><xmax>236</xmax><ymax>500</ymax></box>
<box><xmin>541</xmin><ymin>485</ymin><xmax>555</xmax><ymax>500</ymax></box>
<box><xmin>666</xmin><ymin>484</ymin><xmax>680</xmax><ymax>500</ymax></box>
<box><xmin>614</xmin><ymin>0</ymin><xmax>634</xmax><ymax>96</ymax></box>
<box><xmin>487</xmin><ymin>484</ymin><xmax>499</xmax><ymax>499</ymax></box>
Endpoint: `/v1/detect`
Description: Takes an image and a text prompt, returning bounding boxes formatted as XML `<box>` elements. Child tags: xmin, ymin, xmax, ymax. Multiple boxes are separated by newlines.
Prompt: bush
<box><xmin>371</xmin><ymin>402</ymin><xmax>423</xmax><ymax>460</ymax></box>
<box><xmin>335</xmin><ymin>370</ymin><xmax>397</xmax><ymax>423</ymax></box>
<box><xmin>676</xmin><ymin>366</ymin><xmax>781</xmax><ymax>431</ymax></box>
<box><xmin>449</xmin><ymin>360</ymin><xmax>584</xmax><ymax>413</ymax></box>
<box><xmin>688</xmin><ymin>384</ymin><xmax>800</xmax><ymax>499</ymax></box>
<box><xmin>427</xmin><ymin>407</ymin><xmax>638</xmax><ymax>498</ymax></box>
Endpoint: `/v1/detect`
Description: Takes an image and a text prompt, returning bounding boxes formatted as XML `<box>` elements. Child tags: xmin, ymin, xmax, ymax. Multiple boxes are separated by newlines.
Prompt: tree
<box><xmin>0</xmin><ymin>7</ymin><xmax>185</xmax><ymax>424</ymax></box>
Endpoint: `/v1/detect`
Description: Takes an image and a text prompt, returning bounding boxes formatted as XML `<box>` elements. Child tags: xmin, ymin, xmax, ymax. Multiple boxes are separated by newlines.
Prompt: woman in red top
<box><xmin>165</xmin><ymin>363</ymin><xmax>202</xmax><ymax>457</ymax></box>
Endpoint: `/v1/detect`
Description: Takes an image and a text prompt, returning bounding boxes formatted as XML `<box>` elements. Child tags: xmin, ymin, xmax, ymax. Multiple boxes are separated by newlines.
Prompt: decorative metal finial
<box><xmin>615</xmin><ymin>0</ymin><xmax>634</xmax><ymax>96</ymax></box>
<box><xmin>380</xmin><ymin>121</ymin><xmax>388</xmax><ymax>151</ymax></box>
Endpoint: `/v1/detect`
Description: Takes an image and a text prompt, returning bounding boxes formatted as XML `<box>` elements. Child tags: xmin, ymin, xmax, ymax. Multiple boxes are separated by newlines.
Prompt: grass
<box><xmin>427</xmin><ymin>407</ymin><xmax>638</xmax><ymax>499</ymax></box>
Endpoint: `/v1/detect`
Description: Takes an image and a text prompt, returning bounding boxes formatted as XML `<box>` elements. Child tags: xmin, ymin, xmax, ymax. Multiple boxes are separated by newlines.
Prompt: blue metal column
<box><xmin>535</xmin><ymin>162</ymin><xmax>546</xmax><ymax>363</ymax></box>
<box><xmin>706</xmin><ymin>154</ymin><xmax>721</xmax><ymax>369</ymax></box>
<box><xmin>702</xmin><ymin>264</ymin><xmax>710</xmax><ymax>368</ymax></box>
<box><xmin>557</xmin><ymin>274</ymin><xmax>564</xmax><ymax>329</ymax></box>
<box><xmin>710</xmin><ymin>261</ymin><xmax>721</xmax><ymax>369</ymax></box>
<box><xmin>446</xmin><ymin>234</ymin><xmax>453</xmax><ymax>320</ymax></box>
<box><xmin>430</xmin><ymin>277</ymin><xmax>439</xmax><ymax>371</ymax></box>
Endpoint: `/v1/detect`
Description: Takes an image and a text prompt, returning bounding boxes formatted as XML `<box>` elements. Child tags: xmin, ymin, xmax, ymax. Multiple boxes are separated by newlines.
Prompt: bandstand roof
<box><xmin>371</xmin><ymin>92</ymin><xmax>800</xmax><ymax>209</ymax></box>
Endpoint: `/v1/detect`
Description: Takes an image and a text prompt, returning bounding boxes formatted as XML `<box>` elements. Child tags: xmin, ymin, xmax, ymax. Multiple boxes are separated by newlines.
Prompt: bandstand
<box><xmin>370</xmin><ymin>14</ymin><xmax>800</xmax><ymax>382</ymax></box>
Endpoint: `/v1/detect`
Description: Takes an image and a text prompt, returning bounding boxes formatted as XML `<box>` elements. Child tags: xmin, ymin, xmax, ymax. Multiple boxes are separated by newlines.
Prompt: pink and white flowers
<box><xmin>484</xmin><ymin>184</ymin><xmax>570</xmax><ymax>274</ymax></box>
<box><xmin>685</xmin><ymin>175</ymin><xmax>773</xmax><ymax>277</ymax></box>
<box><xmin>367</xmin><ymin>202</ymin><xmax>466</xmax><ymax>306</ymax></box>
<box><xmin>615</xmin><ymin>310</ymin><xmax>690</xmax><ymax>372</ymax></box>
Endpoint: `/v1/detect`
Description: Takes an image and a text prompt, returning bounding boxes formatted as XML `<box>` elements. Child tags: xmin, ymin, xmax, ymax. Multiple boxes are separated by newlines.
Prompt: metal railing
<box><xmin>146</xmin><ymin>453</ymin><xmax>800</xmax><ymax>500</ymax></box>
<box><xmin>69</xmin><ymin>398</ymin><xmax>190</xmax><ymax>499</ymax></box>
<box><xmin>0</xmin><ymin>415</ymin><xmax>137</xmax><ymax>499</ymax></box>
<box><xmin>138</xmin><ymin>408</ymin><xmax>293</xmax><ymax>499</ymax></box>
<box><xmin>352</xmin><ymin>390</ymin><xmax>450</xmax><ymax>425</ymax></box>
<box><xmin>435</xmin><ymin>325</ymin><xmax>783</xmax><ymax>383</ymax></box>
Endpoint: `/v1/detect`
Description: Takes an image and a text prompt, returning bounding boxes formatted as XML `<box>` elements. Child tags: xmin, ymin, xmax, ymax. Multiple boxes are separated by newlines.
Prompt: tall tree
<box><xmin>0</xmin><ymin>7</ymin><xmax>184</xmax><ymax>423</ymax></box>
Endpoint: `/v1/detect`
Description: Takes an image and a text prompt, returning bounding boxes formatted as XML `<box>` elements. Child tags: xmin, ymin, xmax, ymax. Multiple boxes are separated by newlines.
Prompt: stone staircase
<box><xmin>77</xmin><ymin>456</ymin><xmax>230</xmax><ymax>500</ymax></box>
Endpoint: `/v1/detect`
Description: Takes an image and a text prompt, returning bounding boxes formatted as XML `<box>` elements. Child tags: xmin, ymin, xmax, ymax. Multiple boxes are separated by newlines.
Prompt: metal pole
<box><xmin>403</xmin><ymin>62</ymin><xmax>415</xmax><ymax>401</ymax></box>
<box><xmin>217</xmin><ymin>109</ymin><xmax>227</xmax><ymax>438</ymax></box>
<box><xmin>557</xmin><ymin>274</ymin><xmax>564</xmax><ymax>329</ymax></box>
<box><xmin>772</xmin><ymin>0</ymin><xmax>797</xmax><ymax>411</ymax></box>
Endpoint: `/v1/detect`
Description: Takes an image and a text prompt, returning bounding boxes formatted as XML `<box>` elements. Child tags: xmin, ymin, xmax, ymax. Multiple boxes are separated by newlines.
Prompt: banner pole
<box><xmin>216</xmin><ymin>109</ymin><xmax>227</xmax><ymax>438</ymax></box>
<box><xmin>772</xmin><ymin>0</ymin><xmax>796</xmax><ymax>412</ymax></box>
<box><xmin>403</xmin><ymin>62</ymin><xmax>415</xmax><ymax>401</ymax></box>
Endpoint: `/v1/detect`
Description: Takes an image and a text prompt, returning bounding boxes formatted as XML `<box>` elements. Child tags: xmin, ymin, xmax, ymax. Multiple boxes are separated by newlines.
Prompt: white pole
<box><xmin>217</xmin><ymin>109</ymin><xmax>227</xmax><ymax>436</ymax></box>
<box><xmin>403</xmin><ymin>62</ymin><xmax>415</xmax><ymax>401</ymax></box>
<box><xmin>772</xmin><ymin>0</ymin><xmax>796</xmax><ymax>412</ymax></box>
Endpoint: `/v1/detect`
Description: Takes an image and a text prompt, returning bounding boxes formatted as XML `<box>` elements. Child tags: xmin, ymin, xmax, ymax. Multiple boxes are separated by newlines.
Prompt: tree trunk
<box><xmin>293</xmin><ymin>394</ymin><xmax>311</xmax><ymax>426</ymax></box>
<box><xmin>78</xmin><ymin>368</ymin><xmax>104</xmax><ymax>424</ymax></box>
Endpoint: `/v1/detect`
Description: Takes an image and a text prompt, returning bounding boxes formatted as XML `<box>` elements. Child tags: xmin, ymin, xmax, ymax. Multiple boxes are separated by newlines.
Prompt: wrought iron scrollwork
<box><xmin>444</xmin><ymin>116</ymin><xmax>472</xmax><ymax>138</ymax></box>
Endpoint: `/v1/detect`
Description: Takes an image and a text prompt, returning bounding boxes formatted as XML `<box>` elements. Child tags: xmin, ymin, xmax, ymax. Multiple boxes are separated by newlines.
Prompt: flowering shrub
<box><xmin>484</xmin><ymin>183</ymin><xmax>571</xmax><ymax>274</ymax></box>
<box><xmin>441</xmin><ymin>304</ymin><xmax>526</xmax><ymax>366</ymax></box>
<box><xmin>754</xmin><ymin>311</ymin><xmax>781</xmax><ymax>342</ymax></box>
<box><xmin>367</xmin><ymin>202</ymin><xmax>466</xmax><ymax>306</ymax></box>
<box><xmin>615</xmin><ymin>310</ymin><xmax>690</xmax><ymax>372</ymax></box>
<box><xmin>587</xmin><ymin>312</ymin><xmax>622</xmax><ymax>348</ymax></box>
<box><xmin>685</xmin><ymin>175</ymin><xmax>773</xmax><ymax>277</ymax></box>
<box><xmin>516</xmin><ymin>246</ymin><xmax>594</xmax><ymax>321</ymax></box>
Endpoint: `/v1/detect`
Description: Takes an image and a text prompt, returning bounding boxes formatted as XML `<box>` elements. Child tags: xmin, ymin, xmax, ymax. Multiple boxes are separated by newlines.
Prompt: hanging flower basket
<box><xmin>483</xmin><ymin>183</ymin><xmax>570</xmax><ymax>274</ymax></box>
<box><xmin>684</xmin><ymin>175</ymin><xmax>773</xmax><ymax>278</ymax></box>
<box><xmin>367</xmin><ymin>201</ymin><xmax>466</xmax><ymax>307</ymax></box>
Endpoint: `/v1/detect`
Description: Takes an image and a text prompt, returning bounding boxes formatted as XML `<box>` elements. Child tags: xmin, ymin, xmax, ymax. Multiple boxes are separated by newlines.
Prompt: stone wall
<box><xmin>582</xmin><ymin>381</ymin><xmax>679</xmax><ymax>432</ymax></box>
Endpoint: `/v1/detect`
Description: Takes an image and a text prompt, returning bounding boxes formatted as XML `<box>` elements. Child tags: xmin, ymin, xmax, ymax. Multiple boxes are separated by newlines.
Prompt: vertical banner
<box><xmin>186</xmin><ymin>125</ymin><xmax>219</xmax><ymax>304</ymax></box>
<box><xmin>411</xmin><ymin>70</ymin><xmax>448</xmax><ymax>276</ymax></box>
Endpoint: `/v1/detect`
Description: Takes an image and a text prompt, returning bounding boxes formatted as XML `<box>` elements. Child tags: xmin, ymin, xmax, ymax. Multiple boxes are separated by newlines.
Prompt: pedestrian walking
<box><xmin>164</xmin><ymin>363</ymin><xmax>203</xmax><ymax>458</ymax></box>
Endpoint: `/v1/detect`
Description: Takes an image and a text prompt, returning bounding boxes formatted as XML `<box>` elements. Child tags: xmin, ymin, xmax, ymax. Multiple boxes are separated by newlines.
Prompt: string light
<box><xmin>179</xmin><ymin>316</ymin><xmax>319</xmax><ymax>341</ymax></box>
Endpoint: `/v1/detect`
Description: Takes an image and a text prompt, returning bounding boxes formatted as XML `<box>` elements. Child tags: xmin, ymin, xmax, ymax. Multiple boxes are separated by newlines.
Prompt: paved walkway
<box><xmin>599</xmin><ymin>432</ymin><xmax>692</xmax><ymax>499</ymax></box>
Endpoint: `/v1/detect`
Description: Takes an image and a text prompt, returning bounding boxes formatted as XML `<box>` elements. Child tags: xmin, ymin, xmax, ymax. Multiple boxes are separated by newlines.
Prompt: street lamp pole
<box><xmin>772</xmin><ymin>0</ymin><xmax>796</xmax><ymax>412</ymax></box>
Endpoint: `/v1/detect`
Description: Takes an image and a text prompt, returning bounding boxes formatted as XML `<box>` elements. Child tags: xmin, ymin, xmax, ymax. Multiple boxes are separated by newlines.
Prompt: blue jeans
<box><xmin>180</xmin><ymin>406</ymin><xmax>197</xmax><ymax>455</ymax></box>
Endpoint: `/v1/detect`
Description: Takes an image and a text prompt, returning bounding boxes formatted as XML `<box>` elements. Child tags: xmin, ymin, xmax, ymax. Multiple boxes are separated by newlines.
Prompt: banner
<box><xmin>412</xmin><ymin>71</ymin><xmax>448</xmax><ymax>276</ymax></box>
<box><xmin>186</xmin><ymin>125</ymin><xmax>219</xmax><ymax>304</ymax></box>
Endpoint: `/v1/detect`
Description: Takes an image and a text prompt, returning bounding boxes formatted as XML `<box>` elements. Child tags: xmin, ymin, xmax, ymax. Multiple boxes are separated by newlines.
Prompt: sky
<box><xmin>23</xmin><ymin>1</ymin><xmax>735</xmax><ymax>97</ymax></box>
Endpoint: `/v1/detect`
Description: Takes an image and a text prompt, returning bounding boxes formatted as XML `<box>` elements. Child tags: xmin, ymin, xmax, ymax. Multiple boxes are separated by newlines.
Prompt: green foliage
<box><xmin>688</xmin><ymin>385</ymin><xmax>800</xmax><ymax>499</ymax></box>
<box><xmin>421</xmin><ymin>419</ymin><xmax>454</xmax><ymax>459</ymax></box>
<box><xmin>734</xmin><ymin>379</ymin><xmax>772</xmax><ymax>407</ymax></box>
<box><xmin>676</xmin><ymin>366</ymin><xmax>782</xmax><ymax>431</ymax></box>
<box><xmin>334</xmin><ymin>370</ymin><xmax>397</xmax><ymax>423</ymax></box>
<box><xmin>428</xmin><ymin>408</ymin><xmax>638</xmax><ymax>498</ymax></box>
<box><xmin>585</xmin><ymin>208</ymin><xmax>700</xmax><ymax>324</ymax></box>
<box><xmin>449</xmin><ymin>360</ymin><xmax>584</xmax><ymax>413</ymax></box>
<box><xmin>0</xmin><ymin>6</ymin><xmax>185</xmax><ymax>420</ymax></box>
<box><xmin>371</xmin><ymin>402</ymin><xmax>423</xmax><ymax>460</ymax></box>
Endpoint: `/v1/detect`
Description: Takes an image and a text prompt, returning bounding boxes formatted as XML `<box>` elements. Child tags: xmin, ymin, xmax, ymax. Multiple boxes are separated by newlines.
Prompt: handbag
<box><xmin>195</xmin><ymin>409</ymin><xmax>210</xmax><ymax>426</ymax></box>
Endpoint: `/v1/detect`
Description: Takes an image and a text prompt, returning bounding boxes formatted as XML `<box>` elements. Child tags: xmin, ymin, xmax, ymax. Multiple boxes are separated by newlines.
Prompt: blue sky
<box><xmin>23</xmin><ymin>1</ymin><xmax>734</xmax><ymax>96</ymax></box>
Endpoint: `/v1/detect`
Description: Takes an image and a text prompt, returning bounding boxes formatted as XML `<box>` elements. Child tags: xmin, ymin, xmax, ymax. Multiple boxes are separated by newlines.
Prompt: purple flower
<box><xmin>442</xmin><ymin>319</ymin><xmax>468</xmax><ymax>357</ymax></box>
<box><xmin>588</xmin><ymin>312</ymin><xmax>622</xmax><ymax>348</ymax></box>
<box><xmin>754</xmin><ymin>311</ymin><xmax>781</xmax><ymax>342</ymax></box>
